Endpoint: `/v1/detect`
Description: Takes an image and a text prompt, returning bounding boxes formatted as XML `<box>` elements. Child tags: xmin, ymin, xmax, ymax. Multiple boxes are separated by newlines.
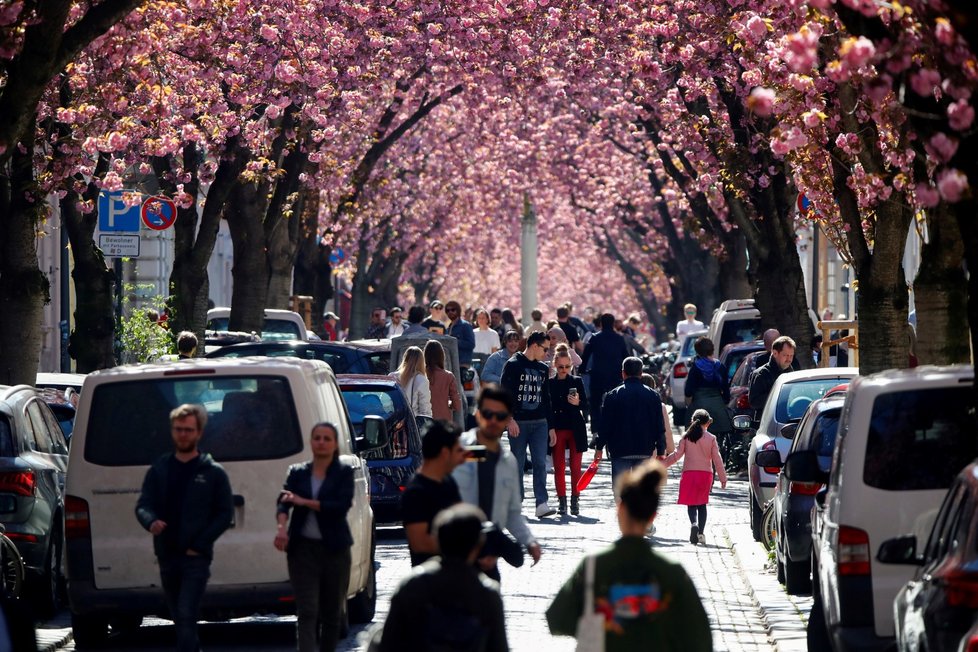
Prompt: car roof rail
<box><xmin>0</xmin><ymin>384</ymin><xmax>37</xmax><ymax>401</ymax></box>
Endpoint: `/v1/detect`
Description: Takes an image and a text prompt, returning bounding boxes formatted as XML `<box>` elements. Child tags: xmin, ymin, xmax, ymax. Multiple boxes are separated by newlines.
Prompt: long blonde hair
<box><xmin>398</xmin><ymin>346</ymin><xmax>426</xmax><ymax>387</ymax></box>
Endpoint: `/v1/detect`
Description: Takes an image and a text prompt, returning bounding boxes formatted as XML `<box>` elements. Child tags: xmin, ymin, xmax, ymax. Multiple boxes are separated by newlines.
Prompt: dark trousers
<box><xmin>159</xmin><ymin>554</ymin><xmax>211</xmax><ymax>652</ymax></box>
<box><xmin>687</xmin><ymin>505</ymin><xmax>708</xmax><ymax>530</ymax></box>
<box><xmin>287</xmin><ymin>538</ymin><xmax>352</xmax><ymax>652</ymax></box>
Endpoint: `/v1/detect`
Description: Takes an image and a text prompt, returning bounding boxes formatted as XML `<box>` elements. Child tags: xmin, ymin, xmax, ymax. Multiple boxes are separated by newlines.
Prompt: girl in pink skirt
<box><xmin>664</xmin><ymin>409</ymin><xmax>727</xmax><ymax>545</ymax></box>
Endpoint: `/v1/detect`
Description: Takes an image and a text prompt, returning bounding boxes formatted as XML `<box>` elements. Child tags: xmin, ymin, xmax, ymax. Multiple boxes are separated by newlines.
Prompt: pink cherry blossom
<box><xmin>937</xmin><ymin>169</ymin><xmax>969</xmax><ymax>202</ymax></box>
<box><xmin>947</xmin><ymin>99</ymin><xmax>975</xmax><ymax>131</ymax></box>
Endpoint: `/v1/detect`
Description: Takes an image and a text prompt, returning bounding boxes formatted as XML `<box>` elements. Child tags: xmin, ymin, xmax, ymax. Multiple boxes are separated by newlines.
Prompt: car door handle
<box><xmin>231</xmin><ymin>495</ymin><xmax>245</xmax><ymax>528</ymax></box>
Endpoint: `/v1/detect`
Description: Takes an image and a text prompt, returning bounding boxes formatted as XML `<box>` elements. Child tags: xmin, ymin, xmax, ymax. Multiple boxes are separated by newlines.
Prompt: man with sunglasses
<box><xmin>500</xmin><ymin>331</ymin><xmax>558</xmax><ymax>518</ymax></box>
<box><xmin>454</xmin><ymin>385</ymin><xmax>542</xmax><ymax>580</ymax></box>
<box><xmin>676</xmin><ymin>303</ymin><xmax>705</xmax><ymax>340</ymax></box>
<box><xmin>445</xmin><ymin>300</ymin><xmax>475</xmax><ymax>367</ymax></box>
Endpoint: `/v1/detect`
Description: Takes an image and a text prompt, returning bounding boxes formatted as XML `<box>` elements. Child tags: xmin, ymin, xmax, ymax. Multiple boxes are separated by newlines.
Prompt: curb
<box><xmin>724</xmin><ymin>524</ymin><xmax>811</xmax><ymax>652</ymax></box>
<box><xmin>35</xmin><ymin>627</ymin><xmax>73</xmax><ymax>652</ymax></box>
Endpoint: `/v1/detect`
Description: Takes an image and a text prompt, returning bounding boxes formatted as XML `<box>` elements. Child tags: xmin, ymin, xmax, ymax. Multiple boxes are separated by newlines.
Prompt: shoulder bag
<box><xmin>575</xmin><ymin>554</ymin><xmax>605</xmax><ymax>652</ymax></box>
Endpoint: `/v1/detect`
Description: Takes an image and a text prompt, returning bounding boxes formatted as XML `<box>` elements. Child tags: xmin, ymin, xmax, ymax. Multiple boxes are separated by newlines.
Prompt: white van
<box><xmin>706</xmin><ymin>299</ymin><xmax>762</xmax><ymax>353</ymax></box>
<box><xmin>64</xmin><ymin>358</ymin><xmax>383</xmax><ymax>645</ymax></box>
<box><xmin>787</xmin><ymin>364</ymin><xmax>978</xmax><ymax>651</ymax></box>
<box><xmin>206</xmin><ymin>307</ymin><xmax>309</xmax><ymax>342</ymax></box>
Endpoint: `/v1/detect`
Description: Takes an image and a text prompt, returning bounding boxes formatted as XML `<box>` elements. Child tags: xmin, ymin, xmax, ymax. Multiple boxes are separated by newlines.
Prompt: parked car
<box><xmin>718</xmin><ymin>340</ymin><xmax>766</xmax><ymax>385</ymax></box>
<box><xmin>39</xmin><ymin>389</ymin><xmax>77</xmax><ymax>445</ymax></box>
<box><xmin>207</xmin><ymin>339</ymin><xmax>391</xmax><ymax>375</ymax></box>
<box><xmin>0</xmin><ymin>384</ymin><xmax>70</xmax><ymax>616</ymax></box>
<box><xmin>337</xmin><ymin>374</ymin><xmax>424</xmax><ymax>524</ymax></box>
<box><xmin>706</xmin><ymin>299</ymin><xmax>762</xmax><ymax>353</ymax></box>
<box><xmin>880</xmin><ymin>457</ymin><xmax>978</xmax><ymax>652</ymax></box>
<box><xmin>741</xmin><ymin>367</ymin><xmax>858</xmax><ymax>540</ymax></box>
<box><xmin>206</xmin><ymin>307</ymin><xmax>309</xmax><ymax>342</ymax></box>
<box><xmin>663</xmin><ymin>329</ymin><xmax>707</xmax><ymax>427</ymax></box>
<box><xmin>727</xmin><ymin>350</ymin><xmax>768</xmax><ymax>422</ymax></box>
<box><xmin>34</xmin><ymin>372</ymin><xmax>86</xmax><ymax>395</ymax></box>
<box><xmin>763</xmin><ymin>391</ymin><xmax>846</xmax><ymax>594</ymax></box>
<box><xmin>64</xmin><ymin>358</ymin><xmax>387</xmax><ymax>645</ymax></box>
<box><xmin>786</xmin><ymin>364</ymin><xmax>978</xmax><ymax>652</ymax></box>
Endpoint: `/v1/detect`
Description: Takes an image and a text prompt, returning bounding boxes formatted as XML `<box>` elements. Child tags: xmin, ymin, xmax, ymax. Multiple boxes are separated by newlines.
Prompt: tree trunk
<box><xmin>0</xmin><ymin>145</ymin><xmax>48</xmax><ymax>385</ymax></box>
<box><xmin>751</xmin><ymin>240</ymin><xmax>815</xmax><ymax>368</ymax></box>
<box><xmin>226</xmin><ymin>181</ymin><xmax>270</xmax><ymax>334</ymax></box>
<box><xmin>913</xmin><ymin>206</ymin><xmax>969</xmax><ymax>365</ymax></box>
<box><xmin>717</xmin><ymin>231</ymin><xmax>752</xmax><ymax>301</ymax></box>
<box><xmin>62</xmin><ymin>195</ymin><xmax>116</xmax><ymax>371</ymax></box>
<box><xmin>349</xmin><ymin>252</ymin><xmax>373</xmax><ymax>340</ymax></box>
<box><xmin>293</xmin><ymin>190</ymin><xmax>332</xmax><ymax>338</ymax></box>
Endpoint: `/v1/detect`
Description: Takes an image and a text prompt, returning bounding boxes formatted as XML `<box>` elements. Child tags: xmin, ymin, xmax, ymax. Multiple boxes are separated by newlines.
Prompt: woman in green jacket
<box><xmin>546</xmin><ymin>460</ymin><xmax>713</xmax><ymax>651</ymax></box>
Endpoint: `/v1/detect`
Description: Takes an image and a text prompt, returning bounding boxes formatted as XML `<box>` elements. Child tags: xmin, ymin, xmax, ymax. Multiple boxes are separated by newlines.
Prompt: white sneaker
<box><xmin>536</xmin><ymin>502</ymin><xmax>557</xmax><ymax>518</ymax></box>
<box><xmin>647</xmin><ymin>523</ymin><xmax>657</xmax><ymax>536</ymax></box>
<box><xmin>697</xmin><ymin>531</ymin><xmax>706</xmax><ymax>544</ymax></box>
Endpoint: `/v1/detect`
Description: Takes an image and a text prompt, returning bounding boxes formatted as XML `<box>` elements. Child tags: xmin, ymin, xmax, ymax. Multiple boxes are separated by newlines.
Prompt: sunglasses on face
<box><xmin>556</xmin><ymin>364</ymin><xmax>572</xmax><ymax>370</ymax></box>
<box><xmin>479</xmin><ymin>408</ymin><xmax>510</xmax><ymax>422</ymax></box>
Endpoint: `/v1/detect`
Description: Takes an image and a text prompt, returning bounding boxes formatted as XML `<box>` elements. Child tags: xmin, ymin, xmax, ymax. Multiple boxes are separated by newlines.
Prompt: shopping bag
<box><xmin>575</xmin><ymin>555</ymin><xmax>605</xmax><ymax>652</ymax></box>
<box><xmin>576</xmin><ymin>458</ymin><xmax>601</xmax><ymax>493</ymax></box>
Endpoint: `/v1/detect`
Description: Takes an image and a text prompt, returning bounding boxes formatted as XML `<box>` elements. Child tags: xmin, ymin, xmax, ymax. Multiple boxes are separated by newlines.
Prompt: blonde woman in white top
<box><xmin>390</xmin><ymin>346</ymin><xmax>432</xmax><ymax>417</ymax></box>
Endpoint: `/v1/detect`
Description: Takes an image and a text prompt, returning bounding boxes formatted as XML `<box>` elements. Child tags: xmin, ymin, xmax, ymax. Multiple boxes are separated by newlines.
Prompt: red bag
<box><xmin>576</xmin><ymin>458</ymin><xmax>601</xmax><ymax>493</ymax></box>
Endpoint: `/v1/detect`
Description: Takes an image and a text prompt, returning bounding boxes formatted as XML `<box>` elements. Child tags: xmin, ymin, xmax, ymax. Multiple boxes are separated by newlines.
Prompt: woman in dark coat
<box><xmin>274</xmin><ymin>422</ymin><xmax>354</xmax><ymax>652</ymax></box>
<box><xmin>683</xmin><ymin>336</ymin><xmax>732</xmax><ymax>441</ymax></box>
<box><xmin>546</xmin><ymin>344</ymin><xmax>589</xmax><ymax>516</ymax></box>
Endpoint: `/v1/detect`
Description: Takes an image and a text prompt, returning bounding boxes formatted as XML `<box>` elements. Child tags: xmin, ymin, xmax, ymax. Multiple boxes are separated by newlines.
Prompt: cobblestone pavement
<box><xmin>41</xmin><ymin>440</ymin><xmax>809</xmax><ymax>651</ymax></box>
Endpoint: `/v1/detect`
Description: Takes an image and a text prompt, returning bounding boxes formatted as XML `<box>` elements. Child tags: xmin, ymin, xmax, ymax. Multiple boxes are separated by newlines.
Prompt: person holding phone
<box><xmin>274</xmin><ymin>422</ymin><xmax>354</xmax><ymax>652</ymax></box>
<box><xmin>546</xmin><ymin>344</ymin><xmax>589</xmax><ymax>516</ymax></box>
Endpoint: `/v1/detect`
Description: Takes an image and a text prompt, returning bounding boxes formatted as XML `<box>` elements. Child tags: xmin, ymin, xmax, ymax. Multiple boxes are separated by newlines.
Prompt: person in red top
<box><xmin>663</xmin><ymin>409</ymin><xmax>727</xmax><ymax>545</ymax></box>
<box><xmin>424</xmin><ymin>339</ymin><xmax>461</xmax><ymax>423</ymax></box>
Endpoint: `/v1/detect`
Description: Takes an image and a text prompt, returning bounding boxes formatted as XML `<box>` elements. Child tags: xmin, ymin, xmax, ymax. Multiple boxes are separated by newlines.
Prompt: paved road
<box><xmin>39</xmin><ymin>447</ymin><xmax>810</xmax><ymax>651</ymax></box>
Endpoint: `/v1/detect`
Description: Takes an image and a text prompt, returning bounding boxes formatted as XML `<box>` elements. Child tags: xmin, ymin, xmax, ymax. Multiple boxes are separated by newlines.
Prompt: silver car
<box><xmin>744</xmin><ymin>367</ymin><xmax>857</xmax><ymax>540</ymax></box>
<box><xmin>665</xmin><ymin>329</ymin><xmax>707</xmax><ymax>426</ymax></box>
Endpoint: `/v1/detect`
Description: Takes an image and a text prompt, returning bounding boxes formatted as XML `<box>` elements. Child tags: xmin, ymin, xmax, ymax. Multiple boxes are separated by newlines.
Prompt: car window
<box><xmin>261</xmin><ymin>319</ymin><xmax>303</xmax><ymax>342</ymax></box>
<box><xmin>0</xmin><ymin>416</ymin><xmax>14</xmax><ymax>457</ymax></box>
<box><xmin>48</xmin><ymin>405</ymin><xmax>75</xmax><ymax>441</ymax></box>
<box><xmin>723</xmin><ymin>349</ymin><xmax>759</xmax><ymax>383</ymax></box>
<box><xmin>26</xmin><ymin>402</ymin><xmax>56</xmax><ymax>454</ymax></box>
<box><xmin>812</xmin><ymin>412</ymin><xmax>841</xmax><ymax>461</ymax></box>
<box><xmin>366</xmin><ymin>352</ymin><xmax>390</xmax><ymax>375</ymax></box>
<box><xmin>342</xmin><ymin>388</ymin><xmax>414</xmax><ymax>460</ymax></box>
<box><xmin>37</xmin><ymin>402</ymin><xmax>69</xmax><ymax>455</ymax></box>
<box><xmin>776</xmin><ymin>379</ymin><xmax>849</xmax><ymax>422</ymax></box>
<box><xmin>731</xmin><ymin>353</ymin><xmax>761</xmax><ymax>387</ymax></box>
<box><xmin>85</xmin><ymin>376</ymin><xmax>303</xmax><ymax>465</ymax></box>
<box><xmin>923</xmin><ymin>482</ymin><xmax>967</xmax><ymax>563</ymax></box>
<box><xmin>719</xmin><ymin>318</ymin><xmax>762</xmax><ymax>350</ymax></box>
<box><xmin>680</xmin><ymin>335</ymin><xmax>702</xmax><ymax>358</ymax></box>
<box><xmin>864</xmin><ymin>387</ymin><xmax>978</xmax><ymax>491</ymax></box>
<box><xmin>206</xmin><ymin>317</ymin><xmax>230</xmax><ymax>331</ymax></box>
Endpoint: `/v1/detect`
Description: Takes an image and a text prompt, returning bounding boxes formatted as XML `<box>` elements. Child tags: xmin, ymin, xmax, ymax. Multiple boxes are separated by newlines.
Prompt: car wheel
<box><xmin>0</xmin><ymin>533</ymin><xmax>25</xmax><ymax>600</ymax></box>
<box><xmin>348</xmin><ymin>530</ymin><xmax>377</xmax><ymax>624</ymax></box>
<box><xmin>784</xmin><ymin>558</ymin><xmax>811</xmax><ymax>595</ymax></box>
<box><xmin>72</xmin><ymin>613</ymin><xmax>110</xmax><ymax>648</ymax></box>
<box><xmin>29</xmin><ymin>527</ymin><xmax>62</xmax><ymax>618</ymax></box>
<box><xmin>760</xmin><ymin>503</ymin><xmax>777</xmax><ymax>551</ymax></box>
<box><xmin>750</xmin><ymin>490</ymin><xmax>763</xmax><ymax>541</ymax></box>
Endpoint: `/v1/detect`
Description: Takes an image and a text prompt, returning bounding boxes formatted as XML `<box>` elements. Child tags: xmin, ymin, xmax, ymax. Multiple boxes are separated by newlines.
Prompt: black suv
<box><xmin>206</xmin><ymin>339</ymin><xmax>391</xmax><ymax>374</ymax></box>
<box><xmin>0</xmin><ymin>384</ymin><xmax>69</xmax><ymax>615</ymax></box>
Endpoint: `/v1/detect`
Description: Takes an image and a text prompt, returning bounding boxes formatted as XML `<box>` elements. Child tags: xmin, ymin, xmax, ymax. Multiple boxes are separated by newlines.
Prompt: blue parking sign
<box><xmin>98</xmin><ymin>190</ymin><xmax>141</xmax><ymax>232</ymax></box>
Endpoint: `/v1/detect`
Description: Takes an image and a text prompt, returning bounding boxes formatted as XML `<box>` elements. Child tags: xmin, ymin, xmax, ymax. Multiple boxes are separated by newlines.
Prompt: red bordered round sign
<box><xmin>141</xmin><ymin>196</ymin><xmax>177</xmax><ymax>230</ymax></box>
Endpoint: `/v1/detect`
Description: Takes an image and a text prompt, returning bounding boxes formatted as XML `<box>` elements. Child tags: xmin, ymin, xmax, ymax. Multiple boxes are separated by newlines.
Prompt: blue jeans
<box><xmin>508</xmin><ymin>419</ymin><xmax>550</xmax><ymax>507</ymax></box>
<box><xmin>159</xmin><ymin>554</ymin><xmax>211</xmax><ymax>652</ymax></box>
<box><xmin>611</xmin><ymin>457</ymin><xmax>648</xmax><ymax>498</ymax></box>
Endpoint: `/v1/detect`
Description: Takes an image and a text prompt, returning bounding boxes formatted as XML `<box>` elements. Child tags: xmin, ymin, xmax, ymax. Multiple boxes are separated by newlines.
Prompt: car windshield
<box><xmin>206</xmin><ymin>317</ymin><xmax>302</xmax><ymax>342</ymax></box>
<box><xmin>85</xmin><ymin>376</ymin><xmax>303</xmax><ymax>465</ymax></box>
<box><xmin>680</xmin><ymin>334</ymin><xmax>703</xmax><ymax>358</ymax></box>
<box><xmin>864</xmin><ymin>386</ymin><xmax>978</xmax><ymax>491</ymax></box>
<box><xmin>719</xmin><ymin>318</ymin><xmax>762</xmax><ymax>350</ymax></box>
<box><xmin>776</xmin><ymin>378</ymin><xmax>850</xmax><ymax>422</ymax></box>
<box><xmin>342</xmin><ymin>388</ymin><xmax>411</xmax><ymax>460</ymax></box>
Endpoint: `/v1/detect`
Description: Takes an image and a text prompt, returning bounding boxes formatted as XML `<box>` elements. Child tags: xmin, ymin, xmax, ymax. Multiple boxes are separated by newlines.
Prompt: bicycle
<box><xmin>0</xmin><ymin>523</ymin><xmax>25</xmax><ymax>600</ymax></box>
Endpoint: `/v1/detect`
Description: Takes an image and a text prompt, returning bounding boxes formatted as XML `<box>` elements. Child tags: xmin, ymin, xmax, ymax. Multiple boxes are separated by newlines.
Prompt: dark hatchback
<box><xmin>0</xmin><ymin>385</ymin><xmax>70</xmax><ymax>615</ymax></box>
<box><xmin>206</xmin><ymin>339</ymin><xmax>391</xmax><ymax>375</ymax></box>
<box><xmin>337</xmin><ymin>375</ymin><xmax>423</xmax><ymax>524</ymax></box>
<box><xmin>882</xmin><ymin>458</ymin><xmax>978</xmax><ymax>652</ymax></box>
<box><xmin>766</xmin><ymin>392</ymin><xmax>845</xmax><ymax>595</ymax></box>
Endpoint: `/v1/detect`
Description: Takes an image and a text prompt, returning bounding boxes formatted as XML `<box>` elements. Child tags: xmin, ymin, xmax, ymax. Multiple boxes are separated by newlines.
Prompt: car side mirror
<box><xmin>783</xmin><ymin>450</ymin><xmax>829</xmax><ymax>484</ymax></box>
<box><xmin>357</xmin><ymin>415</ymin><xmax>389</xmax><ymax>452</ymax></box>
<box><xmin>732</xmin><ymin>415</ymin><xmax>751</xmax><ymax>431</ymax></box>
<box><xmin>754</xmin><ymin>449</ymin><xmax>783</xmax><ymax>470</ymax></box>
<box><xmin>780</xmin><ymin>423</ymin><xmax>798</xmax><ymax>439</ymax></box>
<box><xmin>877</xmin><ymin>535</ymin><xmax>923</xmax><ymax>565</ymax></box>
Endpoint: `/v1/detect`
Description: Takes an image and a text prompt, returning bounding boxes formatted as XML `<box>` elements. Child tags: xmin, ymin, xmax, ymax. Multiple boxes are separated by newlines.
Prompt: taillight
<box><xmin>65</xmin><ymin>495</ymin><xmax>91</xmax><ymax>540</ymax></box>
<box><xmin>4</xmin><ymin>532</ymin><xmax>38</xmax><ymax>543</ymax></box>
<box><xmin>789</xmin><ymin>482</ymin><xmax>823</xmax><ymax>496</ymax></box>
<box><xmin>761</xmin><ymin>441</ymin><xmax>781</xmax><ymax>474</ymax></box>
<box><xmin>838</xmin><ymin>526</ymin><xmax>871</xmax><ymax>576</ymax></box>
<box><xmin>673</xmin><ymin>362</ymin><xmax>688</xmax><ymax>379</ymax></box>
<box><xmin>463</xmin><ymin>380</ymin><xmax>475</xmax><ymax>391</ymax></box>
<box><xmin>964</xmin><ymin>633</ymin><xmax>978</xmax><ymax>652</ymax></box>
<box><xmin>0</xmin><ymin>470</ymin><xmax>35</xmax><ymax>497</ymax></box>
<box><xmin>736</xmin><ymin>393</ymin><xmax>751</xmax><ymax>409</ymax></box>
<box><xmin>943</xmin><ymin>571</ymin><xmax>978</xmax><ymax>609</ymax></box>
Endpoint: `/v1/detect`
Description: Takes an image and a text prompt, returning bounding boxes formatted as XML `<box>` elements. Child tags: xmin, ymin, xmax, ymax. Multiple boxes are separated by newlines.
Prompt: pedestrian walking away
<box><xmin>135</xmin><ymin>404</ymin><xmax>233</xmax><ymax>652</ymax></box>
<box><xmin>424</xmin><ymin>339</ymin><xmax>462</xmax><ymax>423</ymax></box>
<box><xmin>401</xmin><ymin>421</ymin><xmax>465</xmax><ymax>566</ymax></box>
<box><xmin>546</xmin><ymin>459</ymin><xmax>713</xmax><ymax>651</ymax></box>
<box><xmin>641</xmin><ymin>373</ymin><xmax>675</xmax><ymax>455</ymax></box>
<box><xmin>683</xmin><ymin>336</ymin><xmax>733</xmax><ymax>449</ymax></box>
<box><xmin>663</xmin><ymin>409</ymin><xmax>727</xmax><ymax>545</ymax></box>
<box><xmin>176</xmin><ymin>331</ymin><xmax>198</xmax><ymax>359</ymax></box>
<box><xmin>453</xmin><ymin>384</ymin><xmax>542</xmax><ymax>581</ymax></box>
<box><xmin>274</xmin><ymin>422</ymin><xmax>355</xmax><ymax>652</ymax></box>
<box><xmin>376</xmin><ymin>503</ymin><xmax>509</xmax><ymax>652</ymax></box>
<box><xmin>390</xmin><ymin>345</ymin><xmax>432</xmax><ymax>417</ymax></box>
<box><xmin>500</xmin><ymin>331</ymin><xmax>558</xmax><ymax>517</ymax></box>
<box><xmin>593</xmin><ymin>356</ymin><xmax>666</xmax><ymax>497</ymax></box>
<box><xmin>580</xmin><ymin>313</ymin><xmax>630</xmax><ymax>437</ymax></box>
<box><xmin>546</xmin><ymin>345</ymin><xmax>588</xmax><ymax>516</ymax></box>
